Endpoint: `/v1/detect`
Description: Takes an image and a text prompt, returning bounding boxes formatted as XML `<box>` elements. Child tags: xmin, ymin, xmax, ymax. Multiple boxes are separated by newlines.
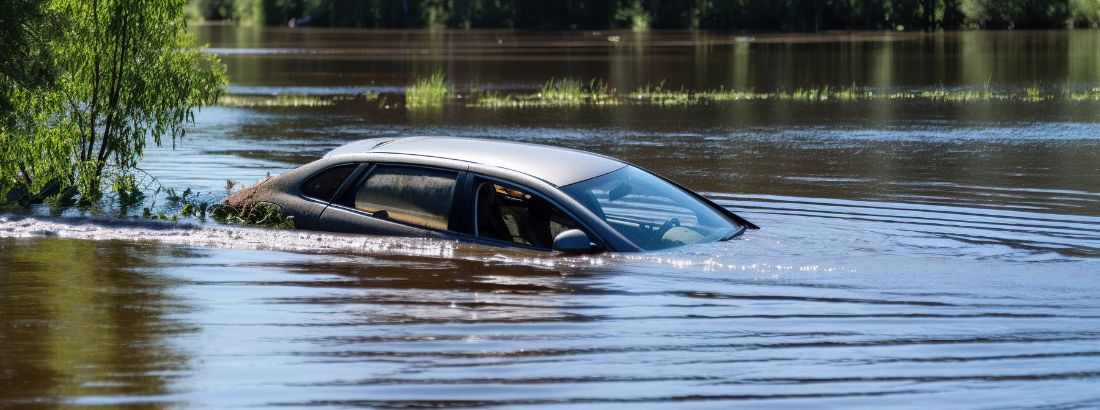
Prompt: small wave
<box><xmin>0</xmin><ymin>214</ymin><xmax>458</xmax><ymax>260</ymax></box>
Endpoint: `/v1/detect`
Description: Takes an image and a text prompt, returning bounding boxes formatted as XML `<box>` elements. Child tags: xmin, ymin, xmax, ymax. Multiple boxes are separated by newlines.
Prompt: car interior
<box><xmin>352</xmin><ymin>165</ymin><xmax>459</xmax><ymax>231</ymax></box>
<box><xmin>562</xmin><ymin>171</ymin><xmax>718</xmax><ymax>250</ymax></box>
<box><xmin>475</xmin><ymin>181</ymin><xmax>579</xmax><ymax>249</ymax></box>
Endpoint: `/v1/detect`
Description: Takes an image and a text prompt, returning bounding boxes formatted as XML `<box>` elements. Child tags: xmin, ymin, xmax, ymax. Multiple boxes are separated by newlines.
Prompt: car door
<box><xmin>290</xmin><ymin>162</ymin><xmax>363</xmax><ymax>229</ymax></box>
<box><xmin>462</xmin><ymin>175</ymin><xmax>603</xmax><ymax>251</ymax></box>
<box><xmin>316</xmin><ymin>164</ymin><xmax>466</xmax><ymax>238</ymax></box>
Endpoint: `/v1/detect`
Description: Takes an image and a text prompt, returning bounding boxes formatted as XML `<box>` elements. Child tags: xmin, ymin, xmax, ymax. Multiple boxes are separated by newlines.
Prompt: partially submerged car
<box><xmin>226</xmin><ymin>137</ymin><xmax>757</xmax><ymax>252</ymax></box>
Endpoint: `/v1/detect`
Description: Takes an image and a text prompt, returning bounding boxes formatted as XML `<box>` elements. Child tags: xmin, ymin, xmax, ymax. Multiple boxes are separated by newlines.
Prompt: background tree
<box><xmin>185</xmin><ymin>0</ymin><xmax>1100</xmax><ymax>30</ymax></box>
<box><xmin>0</xmin><ymin>0</ymin><xmax>64</xmax><ymax>193</ymax></box>
<box><xmin>1</xmin><ymin>0</ymin><xmax>227</xmax><ymax>202</ymax></box>
<box><xmin>0</xmin><ymin>0</ymin><xmax>55</xmax><ymax>123</ymax></box>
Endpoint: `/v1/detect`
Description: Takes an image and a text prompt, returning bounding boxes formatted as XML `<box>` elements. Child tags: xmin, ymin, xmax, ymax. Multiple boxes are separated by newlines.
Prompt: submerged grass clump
<box><xmin>213</xmin><ymin>71</ymin><xmax>1100</xmax><ymax>111</ymax></box>
<box><xmin>698</xmin><ymin>86</ymin><xmax>771</xmax><ymax>101</ymax></box>
<box><xmin>916</xmin><ymin>88</ymin><xmax>996</xmax><ymax>101</ymax></box>
<box><xmin>1065</xmin><ymin>87</ymin><xmax>1100</xmax><ymax>101</ymax></box>
<box><xmin>471</xmin><ymin>91</ymin><xmax>525</xmax><ymax>107</ymax></box>
<box><xmin>470</xmin><ymin>80</ymin><xmax>1094</xmax><ymax>108</ymax></box>
<box><xmin>626</xmin><ymin>83</ymin><xmax>771</xmax><ymax>105</ymax></box>
<box><xmin>777</xmin><ymin>85</ymin><xmax>871</xmax><ymax>101</ymax></box>
<box><xmin>219</xmin><ymin>94</ymin><xmax>336</xmax><ymax>107</ymax></box>
<box><xmin>536</xmin><ymin>78</ymin><xmax>616</xmax><ymax>106</ymax></box>
<box><xmin>628</xmin><ymin>82</ymin><xmax>696</xmax><ymax>105</ymax></box>
<box><xmin>211</xmin><ymin>177</ymin><xmax>295</xmax><ymax>229</ymax></box>
<box><xmin>1024</xmin><ymin>85</ymin><xmax>1045</xmax><ymax>102</ymax></box>
<box><xmin>406</xmin><ymin>70</ymin><xmax>449</xmax><ymax>108</ymax></box>
<box><xmin>470</xmin><ymin>78</ymin><xmax>619</xmax><ymax>108</ymax></box>
<box><xmin>539</xmin><ymin>78</ymin><xmax>586</xmax><ymax>103</ymax></box>
<box><xmin>209</xmin><ymin>70</ymin><xmax>1096</xmax><ymax>110</ymax></box>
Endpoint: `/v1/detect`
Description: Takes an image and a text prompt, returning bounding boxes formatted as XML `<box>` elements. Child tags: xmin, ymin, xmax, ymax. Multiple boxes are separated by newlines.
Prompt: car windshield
<box><xmin>561</xmin><ymin>166</ymin><xmax>741</xmax><ymax>250</ymax></box>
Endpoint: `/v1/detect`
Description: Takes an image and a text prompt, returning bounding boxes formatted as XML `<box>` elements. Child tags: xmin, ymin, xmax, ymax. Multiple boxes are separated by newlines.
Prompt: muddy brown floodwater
<box><xmin>2</xmin><ymin>28</ymin><xmax>1100</xmax><ymax>409</ymax></box>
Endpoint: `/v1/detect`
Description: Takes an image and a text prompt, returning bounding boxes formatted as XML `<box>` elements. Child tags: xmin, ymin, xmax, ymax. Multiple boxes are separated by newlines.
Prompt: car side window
<box><xmin>353</xmin><ymin>165</ymin><xmax>458</xmax><ymax>231</ymax></box>
<box><xmin>475</xmin><ymin>181</ymin><xmax>580</xmax><ymax>249</ymax></box>
<box><xmin>301</xmin><ymin>164</ymin><xmax>358</xmax><ymax>202</ymax></box>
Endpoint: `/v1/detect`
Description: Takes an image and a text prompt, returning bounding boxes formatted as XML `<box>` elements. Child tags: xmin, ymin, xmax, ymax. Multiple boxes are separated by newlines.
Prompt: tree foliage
<box><xmin>1</xmin><ymin>0</ymin><xmax>227</xmax><ymax>203</ymax></box>
<box><xmin>0</xmin><ymin>0</ymin><xmax>57</xmax><ymax>132</ymax></box>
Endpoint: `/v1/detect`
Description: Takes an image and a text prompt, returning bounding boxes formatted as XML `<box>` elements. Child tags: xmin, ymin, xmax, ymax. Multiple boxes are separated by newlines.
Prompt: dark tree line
<box><xmin>190</xmin><ymin>0</ymin><xmax>1100</xmax><ymax>30</ymax></box>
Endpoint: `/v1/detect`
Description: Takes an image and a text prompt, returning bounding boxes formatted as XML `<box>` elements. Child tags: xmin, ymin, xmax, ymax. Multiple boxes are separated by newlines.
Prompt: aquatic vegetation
<box><xmin>1024</xmin><ymin>85</ymin><xmax>1045</xmax><ymax>102</ymax></box>
<box><xmin>211</xmin><ymin>202</ymin><xmax>294</xmax><ymax>229</ymax></box>
<box><xmin>698</xmin><ymin>87</ymin><xmax>771</xmax><ymax>101</ymax></box>
<box><xmin>470</xmin><ymin>91</ymin><xmax>527</xmax><ymax>108</ymax></box>
<box><xmin>136</xmin><ymin>185</ymin><xmax>210</xmax><ymax>221</ymax></box>
<box><xmin>219</xmin><ymin>94</ymin><xmax>336</xmax><ymax>107</ymax></box>
<box><xmin>406</xmin><ymin>71</ymin><xmax>449</xmax><ymax>108</ymax></box>
<box><xmin>112</xmin><ymin>175</ymin><xmax>146</xmax><ymax>211</ymax></box>
<box><xmin>470</xmin><ymin>78</ymin><xmax>619</xmax><ymax>108</ymax></box>
<box><xmin>467</xmin><ymin>79</ymin><xmax>1098</xmax><ymax>109</ymax></box>
<box><xmin>209</xmin><ymin>177</ymin><xmax>295</xmax><ymax>228</ymax></box>
<box><xmin>1065</xmin><ymin>87</ymin><xmax>1100</xmax><ymax>101</ymax></box>
<box><xmin>778</xmin><ymin>85</ymin><xmax>871</xmax><ymax>101</ymax></box>
<box><xmin>628</xmin><ymin>83</ymin><xmax>695</xmax><ymax>105</ymax></box>
<box><xmin>538</xmin><ymin>78</ymin><xmax>586</xmax><ymax>104</ymax></box>
<box><xmin>537</xmin><ymin>78</ymin><xmax>616</xmax><ymax>106</ymax></box>
<box><xmin>2</xmin><ymin>179</ymin><xmax>74</xmax><ymax>209</ymax></box>
<box><xmin>917</xmin><ymin>87</ymin><xmax>997</xmax><ymax>101</ymax></box>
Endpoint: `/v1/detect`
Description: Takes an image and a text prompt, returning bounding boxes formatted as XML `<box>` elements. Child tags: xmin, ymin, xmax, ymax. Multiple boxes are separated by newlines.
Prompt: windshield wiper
<box><xmin>718</xmin><ymin>226</ymin><xmax>748</xmax><ymax>241</ymax></box>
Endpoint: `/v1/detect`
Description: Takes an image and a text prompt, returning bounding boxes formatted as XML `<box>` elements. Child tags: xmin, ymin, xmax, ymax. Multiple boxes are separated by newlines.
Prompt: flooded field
<box><xmin>2</xmin><ymin>28</ymin><xmax>1100</xmax><ymax>409</ymax></box>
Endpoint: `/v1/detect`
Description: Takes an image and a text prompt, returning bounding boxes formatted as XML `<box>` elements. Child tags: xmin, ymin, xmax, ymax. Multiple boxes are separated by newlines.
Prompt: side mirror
<box><xmin>553</xmin><ymin>229</ymin><xmax>596</xmax><ymax>254</ymax></box>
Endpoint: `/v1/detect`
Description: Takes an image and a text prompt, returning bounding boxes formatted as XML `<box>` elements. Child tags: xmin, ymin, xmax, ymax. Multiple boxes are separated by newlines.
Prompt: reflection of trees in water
<box><xmin>264</xmin><ymin>254</ymin><xmax>610</xmax><ymax>325</ymax></box>
<box><xmin>0</xmin><ymin>238</ymin><xmax>192</xmax><ymax>407</ymax></box>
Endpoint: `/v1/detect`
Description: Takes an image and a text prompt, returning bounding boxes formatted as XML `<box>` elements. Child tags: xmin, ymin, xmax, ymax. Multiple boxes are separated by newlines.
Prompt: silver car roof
<box><xmin>325</xmin><ymin>137</ymin><xmax>626</xmax><ymax>186</ymax></box>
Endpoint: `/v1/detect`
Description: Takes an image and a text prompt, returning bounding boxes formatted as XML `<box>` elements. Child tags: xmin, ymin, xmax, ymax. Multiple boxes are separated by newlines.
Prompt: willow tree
<box><xmin>1</xmin><ymin>0</ymin><xmax>226</xmax><ymax>201</ymax></box>
<box><xmin>0</xmin><ymin>0</ymin><xmax>64</xmax><ymax>194</ymax></box>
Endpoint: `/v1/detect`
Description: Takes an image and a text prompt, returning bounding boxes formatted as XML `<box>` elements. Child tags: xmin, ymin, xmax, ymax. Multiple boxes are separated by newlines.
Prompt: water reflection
<box><xmin>0</xmin><ymin>238</ymin><xmax>191</xmax><ymax>408</ymax></box>
<box><xmin>200</xmin><ymin>28</ymin><xmax>1100</xmax><ymax>91</ymax></box>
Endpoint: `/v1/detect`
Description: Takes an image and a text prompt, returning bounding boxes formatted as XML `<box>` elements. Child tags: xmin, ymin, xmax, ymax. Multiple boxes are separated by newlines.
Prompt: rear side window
<box><xmin>301</xmin><ymin>164</ymin><xmax>358</xmax><ymax>202</ymax></box>
<box><xmin>354</xmin><ymin>165</ymin><xmax>458</xmax><ymax>231</ymax></box>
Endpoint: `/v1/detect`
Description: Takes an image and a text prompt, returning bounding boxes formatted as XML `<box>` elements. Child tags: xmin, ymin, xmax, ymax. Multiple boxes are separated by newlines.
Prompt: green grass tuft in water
<box><xmin>537</xmin><ymin>78</ymin><xmax>616</xmax><ymax>106</ymax></box>
<box><xmin>1024</xmin><ymin>85</ymin><xmax>1045</xmax><ymax>102</ymax></box>
<box><xmin>219</xmin><ymin>94</ymin><xmax>336</xmax><ymax>107</ymax></box>
<box><xmin>777</xmin><ymin>85</ymin><xmax>871</xmax><ymax>101</ymax></box>
<box><xmin>471</xmin><ymin>78</ymin><xmax>619</xmax><ymax>108</ymax></box>
<box><xmin>219</xmin><ymin>76</ymin><xmax>1100</xmax><ymax>111</ymax></box>
<box><xmin>406</xmin><ymin>71</ymin><xmax>449</xmax><ymax>108</ymax></box>
<box><xmin>698</xmin><ymin>86</ymin><xmax>771</xmax><ymax>101</ymax></box>
<box><xmin>1065</xmin><ymin>87</ymin><xmax>1100</xmax><ymax>101</ymax></box>
<box><xmin>628</xmin><ymin>82</ymin><xmax>695</xmax><ymax>105</ymax></box>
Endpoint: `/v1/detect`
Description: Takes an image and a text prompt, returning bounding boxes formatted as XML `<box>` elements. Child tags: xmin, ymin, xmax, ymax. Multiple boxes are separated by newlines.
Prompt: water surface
<box><xmin>2</xmin><ymin>28</ymin><xmax>1099</xmax><ymax>409</ymax></box>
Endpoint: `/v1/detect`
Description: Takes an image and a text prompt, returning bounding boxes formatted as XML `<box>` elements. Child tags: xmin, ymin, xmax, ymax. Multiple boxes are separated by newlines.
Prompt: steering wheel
<box><xmin>653</xmin><ymin>217</ymin><xmax>681</xmax><ymax>244</ymax></box>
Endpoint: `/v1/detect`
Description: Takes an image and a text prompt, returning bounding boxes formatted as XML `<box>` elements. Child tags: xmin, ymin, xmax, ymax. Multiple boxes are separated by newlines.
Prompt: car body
<box><xmin>232</xmin><ymin>137</ymin><xmax>757</xmax><ymax>252</ymax></box>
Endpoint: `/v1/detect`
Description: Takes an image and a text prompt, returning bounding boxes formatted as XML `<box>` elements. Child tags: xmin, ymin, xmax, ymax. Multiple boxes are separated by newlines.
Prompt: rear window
<box><xmin>301</xmin><ymin>164</ymin><xmax>358</xmax><ymax>202</ymax></box>
<box><xmin>353</xmin><ymin>165</ymin><xmax>458</xmax><ymax>231</ymax></box>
